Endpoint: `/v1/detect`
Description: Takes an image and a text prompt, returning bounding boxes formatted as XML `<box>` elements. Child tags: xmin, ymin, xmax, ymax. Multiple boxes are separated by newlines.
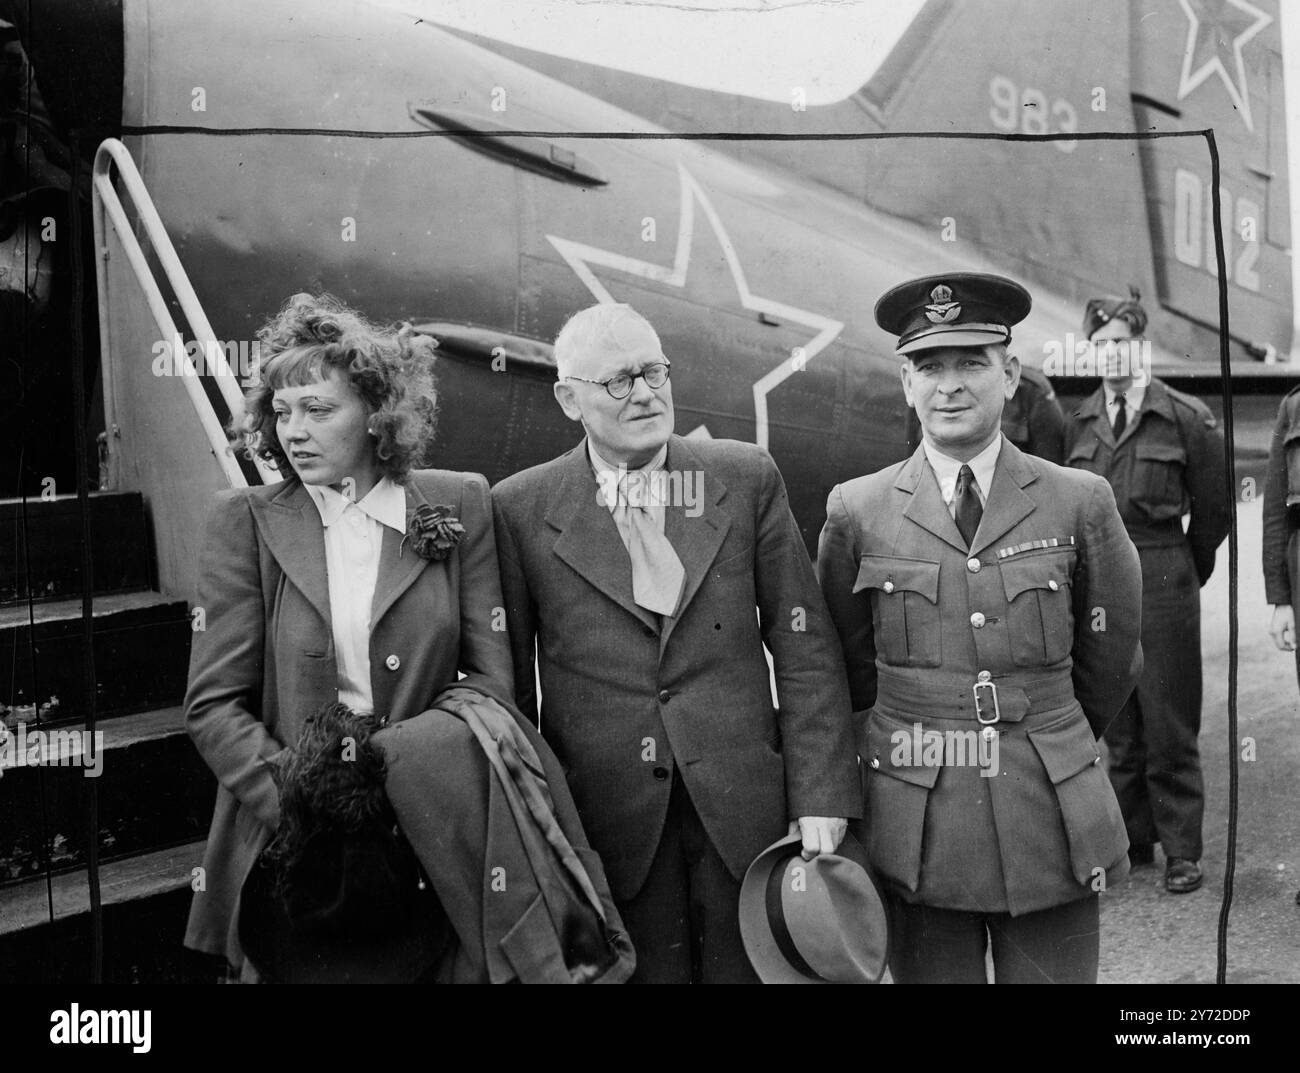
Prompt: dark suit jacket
<box><xmin>817</xmin><ymin>440</ymin><xmax>1142</xmax><ymax>914</ymax></box>
<box><xmin>183</xmin><ymin>469</ymin><xmax>514</xmax><ymax>965</ymax></box>
<box><xmin>492</xmin><ymin>435</ymin><xmax>861</xmax><ymax>903</ymax></box>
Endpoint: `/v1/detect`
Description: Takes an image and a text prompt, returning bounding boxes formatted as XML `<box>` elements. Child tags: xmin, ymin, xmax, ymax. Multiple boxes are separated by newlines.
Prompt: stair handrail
<box><xmin>91</xmin><ymin>137</ymin><xmax>277</xmax><ymax>488</ymax></box>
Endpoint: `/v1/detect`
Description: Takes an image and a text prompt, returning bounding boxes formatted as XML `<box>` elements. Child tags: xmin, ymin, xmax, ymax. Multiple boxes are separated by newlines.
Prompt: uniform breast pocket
<box><xmin>999</xmin><ymin>548</ymin><xmax>1076</xmax><ymax>667</ymax></box>
<box><xmin>1134</xmin><ymin>442</ymin><xmax>1187</xmax><ymax>521</ymax></box>
<box><xmin>852</xmin><ymin>554</ymin><xmax>941</xmax><ymax>667</ymax></box>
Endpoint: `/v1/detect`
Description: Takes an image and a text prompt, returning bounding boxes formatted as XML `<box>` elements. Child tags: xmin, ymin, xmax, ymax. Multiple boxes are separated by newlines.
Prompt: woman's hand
<box><xmin>1268</xmin><ymin>604</ymin><xmax>1296</xmax><ymax>652</ymax></box>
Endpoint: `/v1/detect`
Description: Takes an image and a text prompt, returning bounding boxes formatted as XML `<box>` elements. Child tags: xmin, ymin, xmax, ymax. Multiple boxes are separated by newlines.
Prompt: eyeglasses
<box><xmin>564</xmin><ymin>361</ymin><xmax>671</xmax><ymax>400</ymax></box>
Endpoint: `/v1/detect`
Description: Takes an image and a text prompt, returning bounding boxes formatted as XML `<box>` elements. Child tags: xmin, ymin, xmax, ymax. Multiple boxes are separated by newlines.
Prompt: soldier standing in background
<box><xmin>1064</xmin><ymin>291</ymin><xmax>1229</xmax><ymax>895</ymax></box>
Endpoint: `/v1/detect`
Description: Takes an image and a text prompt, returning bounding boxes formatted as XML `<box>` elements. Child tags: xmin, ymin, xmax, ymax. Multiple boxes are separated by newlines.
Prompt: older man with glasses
<box><xmin>491</xmin><ymin>302</ymin><xmax>860</xmax><ymax>983</ymax></box>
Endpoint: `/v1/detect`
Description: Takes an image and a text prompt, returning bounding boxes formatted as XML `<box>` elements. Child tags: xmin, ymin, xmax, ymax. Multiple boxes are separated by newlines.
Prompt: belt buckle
<box><xmin>973</xmin><ymin>679</ymin><xmax>1001</xmax><ymax>725</ymax></box>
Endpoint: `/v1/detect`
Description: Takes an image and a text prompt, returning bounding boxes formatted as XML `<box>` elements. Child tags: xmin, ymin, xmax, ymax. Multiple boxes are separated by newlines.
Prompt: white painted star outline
<box><xmin>547</xmin><ymin>162</ymin><xmax>844</xmax><ymax>450</ymax></box>
<box><xmin>1176</xmin><ymin>0</ymin><xmax>1272</xmax><ymax>132</ymax></box>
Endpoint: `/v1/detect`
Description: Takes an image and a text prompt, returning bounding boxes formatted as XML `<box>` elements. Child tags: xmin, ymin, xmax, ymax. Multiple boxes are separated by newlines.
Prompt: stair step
<box><xmin>0</xmin><ymin>590</ymin><xmax>191</xmax><ymax>720</ymax></box>
<box><xmin>0</xmin><ymin>491</ymin><xmax>153</xmax><ymax>606</ymax></box>
<box><xmin>0</xmin><ymin>841</ymin><xmax>216</xmax><ymax>983</ymax></box>
<box><xmin>0</xmin><ymin>706</ymin><xmax>215</xmax><ymax>886</ymax></box>
<box><xmin>0</xmin><ymin>838</ymin><xmax>207</xmax><ymax>935</ymax></box>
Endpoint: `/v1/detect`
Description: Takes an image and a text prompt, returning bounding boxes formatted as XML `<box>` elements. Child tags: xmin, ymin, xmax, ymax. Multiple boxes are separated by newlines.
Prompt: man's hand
<box><xmin>1269</xmin><ymin>604</ymin><xmax>1296</xmax><ymax>652</ymax></box>
<box><xmin>787</xmin><ymin>816</ymin><xmax>848</xmax><ymax>860</ymax></box>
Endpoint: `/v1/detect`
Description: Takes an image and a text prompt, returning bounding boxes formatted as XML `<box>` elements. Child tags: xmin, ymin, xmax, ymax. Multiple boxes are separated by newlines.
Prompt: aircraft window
<box><xmin>380</xmin><ymin>0</ymin><xmax>926</xmax><ymax>105</ymax></box>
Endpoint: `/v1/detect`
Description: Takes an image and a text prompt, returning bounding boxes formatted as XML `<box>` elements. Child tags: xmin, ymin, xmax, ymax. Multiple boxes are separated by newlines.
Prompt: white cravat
<box><xmin>588</xmin><ymin>441</ymin><xmax>684</xmax><ymax>616</ymax></box>
<box><xmin>304</xmin><ymin>477</ymin><xmax>407</xmax><ymax>714</ymax></box>
<box><xmin>923</xmin><ymin>434</ymin><xmax>1002</xmax><ymax>518</ymax></box>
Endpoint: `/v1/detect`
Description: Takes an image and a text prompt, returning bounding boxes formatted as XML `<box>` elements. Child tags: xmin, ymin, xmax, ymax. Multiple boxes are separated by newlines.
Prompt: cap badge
<box><xmin>925</xmin><ymin>284</ymin><xmax>961</xmax><ymax>324</ymax></box>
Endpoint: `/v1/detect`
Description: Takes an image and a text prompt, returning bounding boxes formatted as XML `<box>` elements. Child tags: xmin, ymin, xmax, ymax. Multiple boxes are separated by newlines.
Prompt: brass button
<box><xmin>652</xmin><ymin>766</ymin><xmax>669</xmax><ymax>781</ymax></box>
<box><xmin>970</xmin><ymin>612</ymin><xmax>986</xmax><ymax>628</ymax></box>
<box><xmin>385</xmin><ymin>654</ymin><xmax>401</xmax><ymax>671</ymax></box>
<box><xmin>977</xmin><ymin>670</ymin><xmax>992</xmax><ymax>683</ymax></box>
<box><xmin>869</xmin><ymin>757</ymin><xmax>880</xmax><ymax>770</ymax></box>
<box><xmin>1092</xmin><ymin>755</ymin><xmax>1100</xmax><ymax>766</ymax></box>
<box><xmin>883</xmin><ymin>581</ymin><xmax>895</xmax><ymax>594</ymax></box>
<box><xmin>1048</xmin><ymin>579</ymin><xmax>1060</xmax><ymax>591</ymax></box>
<box><xmin>967</xmin><ymin>558</ymin><xmax>981</xmax><ymax>573</ymax></box>
<box><xmin>658</xmin><ymin>689</ymin><xmax>670</xmax><ymax>703</ymax></box>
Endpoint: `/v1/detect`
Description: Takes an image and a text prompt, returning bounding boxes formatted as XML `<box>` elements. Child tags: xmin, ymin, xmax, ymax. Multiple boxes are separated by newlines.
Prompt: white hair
<box><xmin>553</xmin><ymin>303</ymin><xmax>661</xmax><ymax>380</ymax></box>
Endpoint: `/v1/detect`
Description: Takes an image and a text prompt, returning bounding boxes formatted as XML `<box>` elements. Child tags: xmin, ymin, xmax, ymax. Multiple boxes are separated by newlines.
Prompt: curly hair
<box><xmin>263</xmin><ymin>702</ymin><xmax>392</xmax><ymax>885</ymax></box>
<box><xmin>242</xmin><ymin>292</ymin><xmax>439</xmax><ymax>481</ymax></box>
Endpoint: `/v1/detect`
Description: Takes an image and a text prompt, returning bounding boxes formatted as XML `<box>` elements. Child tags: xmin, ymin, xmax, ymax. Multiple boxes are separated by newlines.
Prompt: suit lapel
<box><xmin>548</xmin><ymin>443</ymin><xmax>659</xmax><ymax>632</ymax></box>
<box><xmin>251</xmin><ymin>481</ymin><xmax>331</xmax><ymax>628</ymax></box>
<box><xmin>969</xmin><ymin>440</ymin><xmax>1037</xmax><ymax>556</ymax></box>
<box><xmin>660</xmin><ymin>437</ymin><xmax>730</xmax><ymax>651</ymax></box>
<box><xmin>897</xmin><ymin>447</ymin><xmax>967</xmax><ymax>554</ymax></box>
<box><xmin>370</xmin><ymin>478</ymin><xmax>433</xmax><ymax>629</ymax></box>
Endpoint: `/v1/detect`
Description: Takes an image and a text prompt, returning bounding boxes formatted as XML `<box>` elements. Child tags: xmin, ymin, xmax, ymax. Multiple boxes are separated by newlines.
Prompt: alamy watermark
<box><xmin>595</xmin><ymin>466</ymin><xmax>704</xmax><ymax>517</ymax></box>
<box><xmin>0</xmin><ymin>721</ymin><xmax>104</xmax><ymax>778</ymax></box>
<box><xmin>151</xmin><ymin>333</ymin><xmax>263</xmax><ymax>378</ymax></box>
<box><xmin>1042</xmin><ymin>334</ymin><xmax>1151</xmax><ymax>379</ymax></box>
<box><xmin>890</xmin><ymin>722</ymin><xmax>1000</xmax><ymax>778</ymax></box>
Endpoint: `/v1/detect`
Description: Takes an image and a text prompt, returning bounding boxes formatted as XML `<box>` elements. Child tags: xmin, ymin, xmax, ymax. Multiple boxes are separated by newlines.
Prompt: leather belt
<box><xmin>874</xmin><ymin>668</ymin><xmax>1077</xmax><ymax>725</ymax></box>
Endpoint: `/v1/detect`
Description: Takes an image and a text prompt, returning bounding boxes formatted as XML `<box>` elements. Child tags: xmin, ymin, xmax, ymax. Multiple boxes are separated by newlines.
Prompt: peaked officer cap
<box><xmin>875</xmin><ymin>272</ymin><xmax>1032</xmax><ymax>356</ymax></box>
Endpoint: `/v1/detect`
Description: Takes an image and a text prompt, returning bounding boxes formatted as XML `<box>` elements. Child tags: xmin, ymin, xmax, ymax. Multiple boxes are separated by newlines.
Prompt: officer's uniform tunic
<box><xmin>818</xmin><ymin>438</ymin><xmax>1142</xmax><ymax>917</ymax></box>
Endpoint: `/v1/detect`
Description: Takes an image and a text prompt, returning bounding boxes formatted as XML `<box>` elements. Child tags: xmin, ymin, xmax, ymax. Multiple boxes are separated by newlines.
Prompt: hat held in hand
<box><xmin>739</xmin><ymin>832</ymin><xmax>889</xmax><ymax>984</ymax></box>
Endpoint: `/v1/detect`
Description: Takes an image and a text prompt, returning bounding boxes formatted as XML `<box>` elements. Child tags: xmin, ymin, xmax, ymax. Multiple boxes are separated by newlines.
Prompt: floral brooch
<box><xmin>402</xmin><ymin>503</ymin><xmax>465</xmax><ymax>561</ymax></box>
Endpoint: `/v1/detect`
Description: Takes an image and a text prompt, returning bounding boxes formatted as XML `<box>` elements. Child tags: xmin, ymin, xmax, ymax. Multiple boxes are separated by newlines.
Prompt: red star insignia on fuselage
<box><xmin>546</xmin><ymin>163</ymin><xmax>843</xmax><ymax>450</ymax></box>
<box><xmin>1175</xmin><ymin>0</ymin><xmax>1272</xmax><ymax>132</ymax></box>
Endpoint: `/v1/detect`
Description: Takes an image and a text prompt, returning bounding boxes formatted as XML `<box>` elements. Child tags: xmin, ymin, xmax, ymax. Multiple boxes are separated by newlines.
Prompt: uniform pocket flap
<box><xmin>1027</xmin><ymin>714</ymin><xmax>1100</xmax><ymax>784</ymax></box>
<box><xmin>863</xmin><ymin>709</ymin><xmax>942</xmax><ymax>789</ymax></box>
<box><xmin>852</xmin><ymin>555</ymin><xmax>940</xmax><ymax>604</ymax></box>
<box><xmin>999</xmin><ymin>550</ymin><xmax>1075</xmax><ymax>601</ymax></box>
<box><xmin>1065</xmin><ymin>439</ymin><xmax>1098</xmax><ymax>463</ymax></box>
<box><xmin>1134</xmin><ymin>442</ymin><xmax>1185</xmax><ymax>463</ymax></box>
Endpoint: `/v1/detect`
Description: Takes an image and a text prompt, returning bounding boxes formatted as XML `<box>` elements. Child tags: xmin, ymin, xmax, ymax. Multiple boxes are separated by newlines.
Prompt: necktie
<box><xmin>954</xmin><ymin>464</ymin><xmax>982</xmax><ymax>548</ymax></box>
<box><xmin>617</xmin><ymin>471</ymin><xmax>685</xmax><ymax>617</ymax></box>
<box><xmin>1113</xmin><ymin>394</ymin><xmax>1127</xmax><ymax>438</ymax></box>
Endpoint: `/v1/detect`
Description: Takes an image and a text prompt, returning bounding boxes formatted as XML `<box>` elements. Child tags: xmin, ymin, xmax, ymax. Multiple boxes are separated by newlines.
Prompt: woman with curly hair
<box><xmin>181</xmin><ymin>292</ymin><xmax>514</xmax><ymax>980</ymax></box>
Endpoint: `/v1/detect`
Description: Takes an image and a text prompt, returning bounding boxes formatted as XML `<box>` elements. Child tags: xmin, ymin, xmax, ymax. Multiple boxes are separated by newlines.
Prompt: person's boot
<box><xmin>1165</xmin><ymin>857</ymin><xmax>1202</xmax><ymax>894</ymax></box>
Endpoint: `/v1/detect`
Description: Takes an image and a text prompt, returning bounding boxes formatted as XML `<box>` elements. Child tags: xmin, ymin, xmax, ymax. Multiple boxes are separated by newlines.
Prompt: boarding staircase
<box><xmin>0</xmin><ymin>139</ymin><xmax>274</xmax><ymax>982</ymax></box>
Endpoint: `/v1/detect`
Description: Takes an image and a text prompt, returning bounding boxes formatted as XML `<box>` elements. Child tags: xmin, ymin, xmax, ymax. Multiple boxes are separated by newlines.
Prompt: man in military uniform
<box><xmin>1064</xmin><ymin>292</ymin><xmax>1229</xmax><ymax>895</ymax></box>
<box><xmin>907</xmin><ymin>364</ymin><xmax>1066</xmax><ymax>463</ymax></box>
<box><xmin>817</xmin><ymin>273</ymin><xmax>1142</xmax><ymax>983</ymax></box>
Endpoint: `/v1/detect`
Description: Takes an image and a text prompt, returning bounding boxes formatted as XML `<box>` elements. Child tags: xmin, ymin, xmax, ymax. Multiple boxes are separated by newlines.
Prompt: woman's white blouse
<box><xmin>304</xmin><ymin>477</ymin><xmax>407</xmax><ymax>715</ymax></box>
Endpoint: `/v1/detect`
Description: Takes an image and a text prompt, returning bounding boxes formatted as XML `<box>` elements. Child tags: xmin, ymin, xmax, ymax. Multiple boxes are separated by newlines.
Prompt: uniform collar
<box><xmin>1104</xmin><ymin>380</ymin><xmax>1147</xmax><ymax>414</ymax></box>
<box><xmin>304</xmin><ymin>476</ymin><xmax>407</xmax><ymax>532</ymax></box>
<box><xmin>922</xmin><ymin>433</ymin><xmax>1002</xmax><ymax>499</ymax></box>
